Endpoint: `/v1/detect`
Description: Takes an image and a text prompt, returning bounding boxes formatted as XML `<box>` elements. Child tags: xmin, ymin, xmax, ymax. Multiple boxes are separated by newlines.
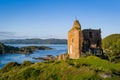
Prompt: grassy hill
<box><xmin>102</xmin><ymin>34</ymin><xmax>120</xmax><ymax>51</ymax></box>
<box><xmin>0</xmin><ymin>56</ymin><xmax>120</xmax><ymax>80</ymax></box>
<box><xmin>102</xmin><ymin>34</ymin><xmax>120</xmax><ymax>63</ymax></box>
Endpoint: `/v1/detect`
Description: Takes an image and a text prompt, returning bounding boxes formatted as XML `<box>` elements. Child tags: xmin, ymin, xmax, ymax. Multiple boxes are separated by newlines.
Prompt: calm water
<box><xmin>0</xmin><ymin>44</ymin><xmax>67</xmax><ymax>68</ymax></box>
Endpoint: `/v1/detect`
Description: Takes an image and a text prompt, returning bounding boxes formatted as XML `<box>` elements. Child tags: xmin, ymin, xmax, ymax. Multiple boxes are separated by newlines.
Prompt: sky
<box><xmin>0</xmin><ymin>0</ymin><xmax>120</xmax><ymax>40</ymax></box>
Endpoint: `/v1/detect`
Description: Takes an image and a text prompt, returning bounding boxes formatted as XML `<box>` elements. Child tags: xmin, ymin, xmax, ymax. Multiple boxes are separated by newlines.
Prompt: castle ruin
<box><xmin>68</xmin><ymin>20</ymin><xmax>102</xmax><ymax>59</ymax></box>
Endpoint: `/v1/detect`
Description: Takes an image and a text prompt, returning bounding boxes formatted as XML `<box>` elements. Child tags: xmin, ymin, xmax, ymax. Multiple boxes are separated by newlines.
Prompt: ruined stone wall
<box><xmin>82</xmin><ymin>29</ymin><xmax>101</xmax><ymax>51</ymax></box>
<box><xmin>68</xmin><ymin>20</ymin><xmax>82</xmax><ymax>59</ymax></box>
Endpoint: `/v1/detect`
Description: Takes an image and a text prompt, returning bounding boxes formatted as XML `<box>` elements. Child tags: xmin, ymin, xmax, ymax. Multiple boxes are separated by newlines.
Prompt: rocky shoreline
<box><xmin>32</xmin><ymin>53</ymin><xmax>68</xmax><ymax>61</ymax></box>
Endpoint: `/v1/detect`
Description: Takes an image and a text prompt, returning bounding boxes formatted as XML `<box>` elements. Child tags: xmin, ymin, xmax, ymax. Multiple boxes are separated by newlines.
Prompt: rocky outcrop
<box><xmin>32</xmin><ymin>53</ymin><xmax>68</xmax><ymax>61</ymax></box>
<box><xmin>57</xmin><ymin>54</ymin><xmax>68</xmax><ymax>60</ymax></box>
<box><xmin>32</xmin><ymin>55</ymin><xmax>56</xmax><ymax>61</ymax></box>
<box><xmin>98</xmin><ymin>72</ymin><xmax>112</xmax><ymax>79</ymax></box>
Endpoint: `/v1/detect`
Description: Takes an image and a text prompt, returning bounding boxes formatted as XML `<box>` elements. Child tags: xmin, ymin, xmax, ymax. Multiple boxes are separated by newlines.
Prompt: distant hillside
<box><xmin>0</xmin><ymin>39</ymin><xmax>67</xmax><ymax>44</ymax></box>
<box><xmin>0</xmin><ymin>43</ymin><xmax>52</xmax><ymax>54</ymax></box>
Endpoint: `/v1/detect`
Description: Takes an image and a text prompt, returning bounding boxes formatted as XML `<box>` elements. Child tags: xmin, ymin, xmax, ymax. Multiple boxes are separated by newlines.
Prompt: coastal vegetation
<box><xmin>102</xmin><ymin>34</ymin><xmax>120</xmax><ymax>63</ymax></box>
<box><xmin>0</xmin><ymin>56</ymin><xmax>120</xmax><ymax>80</ymax></box>
<box><xmin>0</xmin><ymin>43</ymin><xmax>52</xmax><ymax>54</ymax></box>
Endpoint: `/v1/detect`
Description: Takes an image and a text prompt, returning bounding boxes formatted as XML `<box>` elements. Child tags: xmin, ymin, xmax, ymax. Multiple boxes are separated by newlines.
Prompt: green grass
<box><xmin>0</xmin><ymin>56</ymin><xmax>120</xmax><ymax>80</ymax></box>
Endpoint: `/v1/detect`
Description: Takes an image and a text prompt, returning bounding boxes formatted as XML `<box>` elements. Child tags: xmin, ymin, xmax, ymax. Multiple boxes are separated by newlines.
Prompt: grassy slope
<box><xmin>0</xmin><ymin>56</ymin><xmax>120</xmax><ymax>80</ymax></box>
<box><xmin>102</xmin><ymin>34</ymin><xmax>120</xmax><ymax>63</ymax></box>
<box><xmin>102</xmin><ymin>34</ymin><xmax>120</xmax><ymax>51</ymax></box>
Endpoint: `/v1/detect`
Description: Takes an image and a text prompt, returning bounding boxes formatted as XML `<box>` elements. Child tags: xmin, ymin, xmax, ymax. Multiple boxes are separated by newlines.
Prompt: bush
<box><xmin>1</xmin><ymin>62</ymin><xmax>20</xmax><ymax>73</ymax></box>
<box><xmin>20</xmin><ymin>61</ymin><xmax>33</xmax><ymax>68</ymax></box>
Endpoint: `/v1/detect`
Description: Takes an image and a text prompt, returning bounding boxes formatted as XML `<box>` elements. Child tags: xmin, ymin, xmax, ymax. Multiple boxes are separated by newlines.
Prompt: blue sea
<box><xmin>0</xmin><ymin>44</ymin><xmax>67</xmax><ymax>68</ymax></box>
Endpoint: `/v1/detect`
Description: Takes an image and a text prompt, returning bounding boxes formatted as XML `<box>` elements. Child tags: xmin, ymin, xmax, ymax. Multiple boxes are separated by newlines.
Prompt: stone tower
<box><xmin>68</xmin><ymin>20</ymin><xmax>83</xmax><ymax>59</ymax></box>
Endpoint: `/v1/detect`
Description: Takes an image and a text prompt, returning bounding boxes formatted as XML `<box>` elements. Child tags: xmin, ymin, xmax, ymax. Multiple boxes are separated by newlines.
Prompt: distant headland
<box><xmin>0</xmin><ymin>38</ymin><xmax>67</xmax><ymax>44</ymax></box>
<box><xmin>0</xmin><ymin>43</ymin><xmax>52</xmax><ymax>54</ymax></box>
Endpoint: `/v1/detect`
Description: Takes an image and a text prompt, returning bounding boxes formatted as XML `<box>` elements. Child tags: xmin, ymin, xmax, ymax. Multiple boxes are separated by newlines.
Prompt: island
<box><xmin>0</xmin><ymin>43</ymin><xmax>53</xmax><ymax>54</ymax></box>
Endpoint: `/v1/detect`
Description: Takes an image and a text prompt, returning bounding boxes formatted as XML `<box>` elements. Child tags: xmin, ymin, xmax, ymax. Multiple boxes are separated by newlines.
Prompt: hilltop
<box><xmin>0</xmin><ymin>56</ymin><xmax>120</xmax><ymax>80</ymax></box>
<box><xmin>0</xmin><ymin>38</ymin><xmax>67</xmax><ymax>44</ymax></box>
<box><xmin>102</xmin><ymin>34</ymin><xmax>120</xmax><ymax>63</ymax></box>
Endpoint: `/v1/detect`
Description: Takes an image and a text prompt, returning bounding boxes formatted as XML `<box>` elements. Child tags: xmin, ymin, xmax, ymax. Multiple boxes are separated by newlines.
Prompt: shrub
<box><xmin>1</xmin><ymin>62</ymin><xmax>20</xmax><ymax>73</ymax></box>
<box><xmin>20</xmin><ymin>61</ymin><xmax>33</xmax><ymax>68</ymax></box>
